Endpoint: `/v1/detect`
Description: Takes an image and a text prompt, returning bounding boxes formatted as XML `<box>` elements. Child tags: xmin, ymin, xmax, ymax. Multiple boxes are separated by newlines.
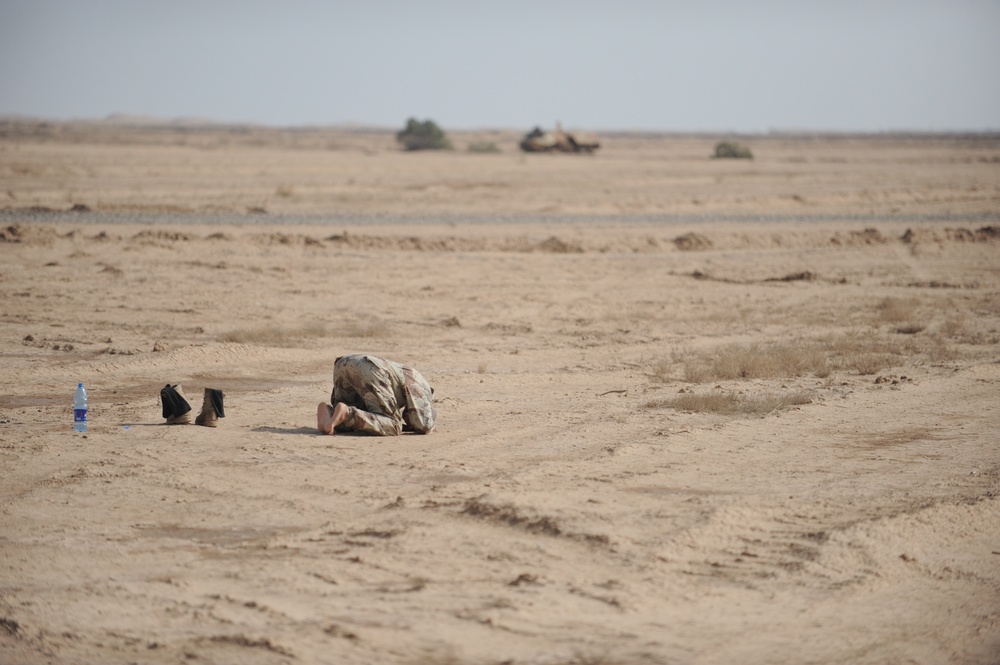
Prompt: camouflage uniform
<box><xmin>330</xmin><ymin>354</ymin><xmax>436</xmax><ymax>436</ymax></box>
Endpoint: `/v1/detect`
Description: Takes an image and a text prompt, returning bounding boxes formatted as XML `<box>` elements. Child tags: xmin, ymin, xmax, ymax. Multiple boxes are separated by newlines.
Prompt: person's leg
<box><xmin>316</xmin><ymin>401</ymin><xmax>351</xmax><ymax>435</ymax></box>
<box><xmin>328</xmin><ymin>355</ymin><xmax>405</xmax><ymax>435</ymax></box>
<box><xmin>316</xmin><ymin>400</ymin><xmax>402</xmax><ymax>436</ymax></box>
<box><xmin>339</xmin><ymin>404</ymin><xmax>402</xmax><ymax>435</ymax></box>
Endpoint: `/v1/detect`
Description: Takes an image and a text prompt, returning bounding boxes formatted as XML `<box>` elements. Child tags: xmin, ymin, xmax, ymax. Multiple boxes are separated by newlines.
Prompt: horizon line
<box><xmin>2</xmin><ymin>112</ymin><xmax>999</xmax><ymax>136</ymax></box>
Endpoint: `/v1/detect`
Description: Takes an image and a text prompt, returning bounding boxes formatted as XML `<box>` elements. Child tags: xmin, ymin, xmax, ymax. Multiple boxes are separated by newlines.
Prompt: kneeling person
<box><xmin>317</xmin><ymin>354</ymin><xmax>436</xmax><ymax>436</ymax></box>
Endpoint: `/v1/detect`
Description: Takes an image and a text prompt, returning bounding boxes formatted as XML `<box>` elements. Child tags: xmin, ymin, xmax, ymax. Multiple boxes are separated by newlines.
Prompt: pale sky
<box><xmin>1</xmin><ymin>0</ymin><xmax>998</xmax><ymax>132</ymax></box>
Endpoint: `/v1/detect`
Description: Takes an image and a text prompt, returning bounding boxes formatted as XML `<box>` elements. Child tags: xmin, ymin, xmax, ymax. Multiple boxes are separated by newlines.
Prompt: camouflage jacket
<box><xmin>331</xmin><ymin>354</ymin><xmax>436</xmax><ymax>436</ymax></box>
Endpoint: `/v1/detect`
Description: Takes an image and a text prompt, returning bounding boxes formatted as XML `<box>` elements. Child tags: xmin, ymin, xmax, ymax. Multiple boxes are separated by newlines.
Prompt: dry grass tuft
<box><xmin>876</xmin><ymin>296</ymin><xmax>919</xmax><ymax>324</ymax></box>
<box><xmin>219</xmin><ymin>322</ymin><xmax>328</xmax><ymax>346</ymax></box>
<box><xmin>644</xmin><ymin>390</ymin><xmax>813</xmax><ymax>415</ymax></box>
<box><xmin>821</xmin><ymin>332</ymin><xmax>921</xmax><ymax>374</ymax></box>
<box><xmin>938</xmin><ymin>315</ymin><xmax>968</xmax><ymax>339</ymax></box>
<box><xmin>220</xmin><ymin>319</ymin><xmax>390</xmax><ymax>346</ymax></box>
<box><xmin>660</xmin><ymin>327</ymin><xmax>966</xmax><ymax>383</ymax></box>
<box><xmin>935</xmin><ymin>313</ymin><xmax>998</xmax><ymax>345</ymax></box>
<box><xmin>923</xmin><ymin>336</ymin><xmax>962</xmax><ymax>362</ymax></box>
<box><xmin>844</xmin><ymin>353</ymin><xmax>895</xmax><ymax>375</ymax></box>
<box><xmin>677</xmin><ymin>343</ymin><xmax>829</xmax><ymax>382</ymax></box>
<box><xmin>337</xmin><ymin>319</ymin><xmax>390</xmax><ymax>339</ymax></box>
<box><xmin>873</xmin><ymin>296</ymin><xmax>941</xmax><ymax>345</ymax></box>
<box><xmin>650</xmin><ymin>358</ymin><xmax>674</xmax><ymax>382</ymax></box>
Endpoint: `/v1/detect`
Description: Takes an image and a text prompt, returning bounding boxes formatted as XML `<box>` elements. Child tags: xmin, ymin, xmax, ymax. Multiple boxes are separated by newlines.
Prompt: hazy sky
<box><xmin>1</xmin><ymin>0</ymin><xmax>998</xmax><ymax>132</ymax></box>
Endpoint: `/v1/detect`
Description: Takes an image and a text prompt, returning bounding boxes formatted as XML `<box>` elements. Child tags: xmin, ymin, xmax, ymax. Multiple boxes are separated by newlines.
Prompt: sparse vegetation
<box><xmin>822</xmin><ymin>331</ymin><xmax>930</xmax><ymax>373</ymax></box>
<box><xmin>467</xmin><ymin>141</ymin><xmax>501</xmax><ymax>154</ymax></box>
<box><xmin>656</xmin><ymin>328</ymin><xmax>968</xmax><ymax>385</ymax></box>
<box><xmin>644</xmin><ymin>390</ymin><xmax>813</xmax><ymax>415</ymax></box>
<box><xmin>934</xmin><ymin>312</ymin><xmax>998</xmax><ymax>345</ymax></box>
<box><xmin>874</xmin><ymin>296</ymin><xmax>935</xmax><ymax>339</ymax></box>
<box><xmin>396</xmin><ymin>117</ymin><xmax>453</xmax><ymax>151</ymax></box>
<box><xmin>219</xmin><ymin>319</ymin><xmax>390</xmax><ymax>346</ymax></box>
<box><xmin>845</xmin><ymin>352</ymin><xmax>895</xmax><ymax>375</ymax></box>
<box><xmin>675</xmin><ymin>343</ymin><xmax>829</xmax><ymax>383</ymax></box>
<box><xmin>650</xmin><ymin>358</ymin><xmax>674</xmax><ymax>383</ymax></box>
<box><xmin>219</xmin><ymin>322</ymin><xmax>328</xmax><ymax>346</ymax></box>
<box><xmin>338</xmin><ymin>319</ymin><xmax>390</xmax><ymax>339</ymax></box>
<box><xmin>875</xmin><ymin>296</ymin><xmax>918</xmax><ymax>324</ymax></box>
<box><xmin>713</xmin><ymin>141</ymin><xmax>753</xmax><ymax>160</ymax></box>
<box><xmin>939</xmin><ymin>315</ymin><xmax>968</xmax><ymax>339</ymax></box>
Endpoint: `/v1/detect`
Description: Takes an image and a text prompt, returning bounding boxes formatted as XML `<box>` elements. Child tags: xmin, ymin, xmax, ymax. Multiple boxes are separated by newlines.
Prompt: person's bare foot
<box><xmin>317</xmin><ymin>402</ymin><xmax>335</xmax><ymax>434</ymax></box>
<box><xmin>317</xmin><ymin>401</ymin><xmax>350</xmax><ymax>435</ymax></box>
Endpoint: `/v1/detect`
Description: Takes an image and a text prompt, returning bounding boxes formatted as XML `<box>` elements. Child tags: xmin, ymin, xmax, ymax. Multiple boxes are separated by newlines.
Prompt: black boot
<box><xmin>160</xmin><ymin>384</ymin><xmax>192</xmax><ymax>425</ymax></box>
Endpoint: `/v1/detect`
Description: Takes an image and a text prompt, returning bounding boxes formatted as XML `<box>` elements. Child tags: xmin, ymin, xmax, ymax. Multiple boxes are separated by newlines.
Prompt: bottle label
<box><xmin>74</xmin><ymin>408</ymin><xmax>87</xmax><ymax>422</ymax></box>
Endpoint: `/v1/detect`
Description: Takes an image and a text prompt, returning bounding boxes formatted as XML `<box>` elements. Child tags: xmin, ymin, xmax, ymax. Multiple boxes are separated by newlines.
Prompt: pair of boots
<box><xmin>160</xmin><ymin>384</ymin><xmax>225</xmax><ymax>427</ymax></box>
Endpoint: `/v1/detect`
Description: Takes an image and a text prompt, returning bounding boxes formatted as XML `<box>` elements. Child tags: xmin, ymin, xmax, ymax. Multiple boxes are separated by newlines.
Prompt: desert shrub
<box><xmin>843</xmin><ymin>352</ymin><xmax>895</xmax><ymax>375</ymax></box>
<box><xmin>674</xmin><ymin>232</ymin><xmax>712</xmax><ymax>251</ymax></box>
<box><xmin>220</xmin><ymin>322</ymin><xmax>327</xmax><ymax>347</ymax></box>
<box><xmin>923</xmin><ymin>336</ymin><xmax>961</xmax><ymax>362</ymax></box>
<box><xmin>875</xmin><ymin>296</ymin><xmax>918</xmax><ymax>324</ymax></box>
<box><xmin>713</xmin><ymin>141</ymin><xmax>753</xmax><ymax>160</ymax></box>
<box><xmin>396</xmin><ymin>117</ymin><xmax>453</xmax><ymax>151</ymax></box>
<box><xmin>644</xmin><ymin>390</ymin><xmax>812</xmax><ymax>415</ymax></box>
<box><xmin>467</xmin><ymin>141</ymin><xmax>501</xmax><ymax>154</ymax></box>
<box><xmin>663</xmin><ymin>328</ymin><xmax>968</xmax><ymax>385</ymax></box>
<box><xmin>650</xmin><ymin>358</ymin><xmax>674</xmax><ymax>383</ymax></box>
<box><xmin>337</xmin><ymin>319</ymin><xmax>390</xmax><ymax>338</ymax></box>
<box><xmin>932</xmin><ymin>312</ymin><xmax>997</xmax><ymax>345</ymax></box>
<box><xmin>822</xmin><ymin>332</ymin><xmax>923</xmax><ymax>373</ymax></box>
<box><xmin>938</xmin><ymin>315</ymin><xmax>968</xmax><ymax>339</ymax></box>
<box><xmin>679</xmin><ymin>343</ymin><xmax>829</xmax><ymax>382</ymax></box>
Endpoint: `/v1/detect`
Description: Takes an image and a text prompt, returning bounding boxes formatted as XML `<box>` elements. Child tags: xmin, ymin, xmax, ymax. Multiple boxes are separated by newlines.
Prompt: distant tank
<box><xmin>519</xmin><ymin>125</ymin><xmax>600</xmax><ymax>153</ymax></box>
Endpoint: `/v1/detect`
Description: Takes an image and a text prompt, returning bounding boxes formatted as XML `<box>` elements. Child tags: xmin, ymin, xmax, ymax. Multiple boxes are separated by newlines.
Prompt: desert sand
<box><xmin>1</xmin><ymin>120</ymin><xmax>999</xmax><ymax>664</ymax></box>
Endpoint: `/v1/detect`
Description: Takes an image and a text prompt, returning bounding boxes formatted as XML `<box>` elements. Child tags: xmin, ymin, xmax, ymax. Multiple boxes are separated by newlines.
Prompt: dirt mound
<box><xmin>0</xmin><ymin>223</ymin><xmax>59</xmax><ymax>245</ymax></box>
<box><xmin>674</xmin><ymin>232</ymin><xmax>713</xmax><ymax>251</ymax></box>
<box><xmin>395</xmin><ymin>236</ymin><xmax>485</xmax><ymax>252</ymax></box>
<box><xmin>901</xmin><ymin>226</ymin><xmax>1000</xmax><ymax>245</ymax></box>
<box><xmin>321</xmin><ymin>233</ymin><xmax>586</xmax><ymax>253</ymax></box>
<box><xmin>131</xmin><ymin>230</ymin><xmax>193</xmax><ymax>243</ymax></box>
<box><xmin>830</xmin><ymin>228</ymin><xmax>887</xmax><ymax>246</ymax></box>
<box><xmin>535</xmin><ymin>236</ymin><xmax>584</xmax><ymax>253</ymax></box>
<box><xmin>325</xmin><ymin>232</ymin><xmax>491</xmax><ymax>252</ymax></box>
<box><xmin>0</xmin><ymin>224</ymin><xmax>23</xmax><ymax>243</ymax></box>
<box><xmin>764</xmin><ymin>271</ymin><xmax>817</xmax><ymax>282</ymax></box>
<box><xmin>254</xmin><ymin>232</ymin><xmax>324</xmax><ymax>247</ymax></box>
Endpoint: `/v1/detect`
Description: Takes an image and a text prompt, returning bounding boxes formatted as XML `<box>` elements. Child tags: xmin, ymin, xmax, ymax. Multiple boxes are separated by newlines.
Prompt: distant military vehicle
<box><xmin>519</xmin><ymin>125</ymin><xmax>600</xmax><ymax>153</ymax></box>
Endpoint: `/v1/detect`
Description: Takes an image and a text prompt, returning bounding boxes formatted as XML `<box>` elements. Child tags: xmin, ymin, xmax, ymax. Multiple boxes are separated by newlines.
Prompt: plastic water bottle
<box><xmin>74</xmin><ymin>383</ymin><xmax>88</xmax><ymax>433</ymax></box>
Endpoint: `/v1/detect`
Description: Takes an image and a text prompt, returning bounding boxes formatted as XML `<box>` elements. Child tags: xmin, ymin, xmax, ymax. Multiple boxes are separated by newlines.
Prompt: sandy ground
<box><xmin>1</xmin><ymin>121</ymin><xmax>1000</xmax><ymax>664</ymax></box>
